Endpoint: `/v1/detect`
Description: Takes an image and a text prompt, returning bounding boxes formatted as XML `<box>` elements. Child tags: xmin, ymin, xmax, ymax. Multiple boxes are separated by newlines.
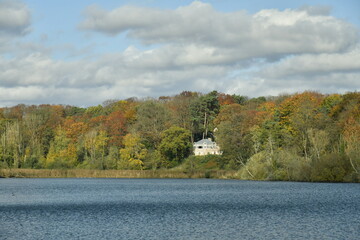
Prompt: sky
<box><xmin>0</xmin><ymin>0</ymin><xmax>359</xmax><ymax>107</ymax></box>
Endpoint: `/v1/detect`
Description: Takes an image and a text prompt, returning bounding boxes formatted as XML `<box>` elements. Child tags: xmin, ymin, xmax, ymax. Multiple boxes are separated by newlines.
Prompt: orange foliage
<box><xmin>37</xmin><ymin>104</ymin><xmax>66</xmax><ymax>128</ymax></box>
<box><xmin>111</xmin><ymin>100</ymin><xmax>138</xmax><ymax>123</ymax></box>
<box><xmin>277</xmin><ymin>92</ymin><xmax>323</xmax><ymax>125</ymax></box>
<box><xmin>343</xmin><ymin>117</ymin><xmax>360</xmax><ymax>142</ymax></box>
<box><xmin>214</xmin><ymin>103</ymin><xmax>258</xmax><ymax>130</ymax></box>
<box><xmin>105</xmin><ymin>110</ymin><xmax>127</xmax><ymax>146</ymax></box>
<box><xmin>214</xmin><ymin>104</ymin><xmax>242</xmax><ymax>125</ymax></box>
<box><xmin>255</xmin><ymin>101</ymin><xmax>276</xmax><ymax>123</ymax></box>
<box><xmin>63</xmin><ymin>118</ymin><xmax>89</xmax><ymax>141</ymax></box>
<box><xmin>218</xmin><ymin>93</ymin><xmax>235</xmax><ymax>106</ymax></box>
<box><xmin>89</xmin><ymin>115</ymin><xmax>107</xmax><ymax>127</ymax></box>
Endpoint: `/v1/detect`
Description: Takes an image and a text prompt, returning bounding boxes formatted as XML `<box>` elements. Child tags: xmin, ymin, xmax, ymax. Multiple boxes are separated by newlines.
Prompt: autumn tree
<box><xmin>63</xmin><ymin>118</ymin><xmax>89</xmax><ymax>142</ymax></box>
<box><xmin>275</xmin><ymin>92</ymin><xmax>324</xmax><ymax>159</ymax></box>
<box><xmin>44</xmin><ymin>127</ymin><xmax>77</xmax><ymax>168</ymax></box>
<box><xmin>0</xmin><ymin>90</ymin><xmax>359</xmax><ymax>182</ymax></box>
<box><xmin>82</xmin><ymin>129</ymin><xmax>108</xmax><ymax>169</ymax></box>
<box><xmin>119</xmin><ymin>133</ymin><xmax>147</xmax><ymax>170</ymax></box>
<box><xmin>104</xmin><ymin>110</ymin><xmax>127</xmax><ymax>147</ymax></box>
<box><xmin>218</xmin><ymin>93</ymin><xmax>235</xmax><ymax>105</ymax></box>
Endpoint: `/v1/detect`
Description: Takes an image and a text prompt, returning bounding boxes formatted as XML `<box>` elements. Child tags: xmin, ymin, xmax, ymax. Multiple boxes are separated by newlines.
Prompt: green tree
<box><xmin>0</xmin><ymin>121</ymin><xmax>24</xmax><ymax>168</ymax></box>
<box><xmin>343</xmin><ymin>117</ymin><xmax>360</xmax><ymax>175</ymax></box>
<box><xmin>133</xmin><ymin>100</ymin><xmax>170</xmax><ymax>148</ymax></box>
<box><xmin>85</xmin><ymin>105</ymin><xmax>104</xmax><ymax>117</ymax></box>
<box><xmin>190</xmin><ymin>91</ymin><xmax>220</xmax><ymax>140</ymax></box>
<box><xmin>158</xmin><ymin>126</ymin><xmax>192</xmax><ymax>168</ymax></box>
<box><xmin>214</xmin><ymin>104</ymin><xmax>256</xmax><ymax>168</ymax></box>
<box><xmin>167</xmin><ymin>92</ymin><xmax>198</xmax><ymax>141</ymax></box>
<box><xmin>104</xmin><ymin>146</ymin><xmax>120</xmax><ymax>169</ymax></box>
<box><xmin>22</xmin><ymin>113</ymin><xmax>46</xmax><ymax>168</ymax></box>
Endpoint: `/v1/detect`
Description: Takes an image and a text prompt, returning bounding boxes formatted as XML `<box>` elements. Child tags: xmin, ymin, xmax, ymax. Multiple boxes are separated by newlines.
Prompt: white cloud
<box><xmin>80</xmin><ymin>1</ymin><xmax>358</xmax><ymax>57</ymax></box>
<box><xmin>0</xmin><ymin>0</ymin><xmax>31</xmax><ymax>54</ymax></box>
<box><xmin>233</xmin><ymin>45</ymin><xmax>360</xmax><ymax>96</ymax></box>
<box><xmin>298</xmin><ymin>5</ymin><xmax>332</xmax><ymax>16</ymax></box>
<box><xmin>0</xmin><ymin>0</ymin><xmax>30</xmax><ymax>36</ymax></box>
<box><xmin>0</xmin><ymin>48</ymin><xmax>230</xmax><ymax>106</ymax></box>
<box><xmin>259</xmin><ymin>45</ymin><xmax>360</xmax><ymax>78</ymax></box>
<box><xmin>0</xmin><ymin>1</ymin><xmax>359</xmax><ymax>107</ymax></box>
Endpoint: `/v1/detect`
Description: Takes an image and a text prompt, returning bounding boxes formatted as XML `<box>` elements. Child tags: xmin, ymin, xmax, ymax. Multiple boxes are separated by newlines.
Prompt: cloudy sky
<box><xmin>0</xmin><ymin>0</ymin><xmax>359</xmax><ymax>107</ymax></box>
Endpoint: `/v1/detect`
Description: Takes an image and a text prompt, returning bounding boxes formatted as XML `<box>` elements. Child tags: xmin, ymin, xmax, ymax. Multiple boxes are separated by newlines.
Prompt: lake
<box><xmin>1</xmin><ymin>178</ymin><xmax>359</xmax><ymax>239</ymax></box>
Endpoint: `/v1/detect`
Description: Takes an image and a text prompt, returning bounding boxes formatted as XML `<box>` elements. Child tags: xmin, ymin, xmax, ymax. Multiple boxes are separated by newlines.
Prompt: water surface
<box><xmin>1</xmin><ymin>178</ymin><xmax>359</xmax><ymax>239</ymax></box>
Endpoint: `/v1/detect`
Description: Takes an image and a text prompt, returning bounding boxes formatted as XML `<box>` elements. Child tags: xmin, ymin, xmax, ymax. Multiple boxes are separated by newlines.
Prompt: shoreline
<box><xmin>2</xmin><ymin>169</ymin><xmax>358</xmax><ymax>183</ymax></box>
<box><xmin>0</xmin><ymin>168</ymin><xmax>237</xmax><ymax>179</ymax></box>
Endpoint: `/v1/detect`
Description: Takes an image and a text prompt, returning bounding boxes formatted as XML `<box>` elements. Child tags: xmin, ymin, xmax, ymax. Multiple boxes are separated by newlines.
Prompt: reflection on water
<box><xmin>1</xmin><ymin>178</ymin><xmax>360</xmax><ymax>239</ymax></box>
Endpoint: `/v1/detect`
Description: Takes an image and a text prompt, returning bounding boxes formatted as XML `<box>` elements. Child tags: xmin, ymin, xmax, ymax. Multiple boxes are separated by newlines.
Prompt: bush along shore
<box><xmin>0</xmin><ymin>168</ymin><xmax>237</xmax><ymax>179</ymax></box>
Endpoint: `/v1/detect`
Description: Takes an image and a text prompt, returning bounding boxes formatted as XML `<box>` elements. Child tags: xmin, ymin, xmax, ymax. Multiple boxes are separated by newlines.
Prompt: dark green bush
<box><xmin>311</xmin><ymin>154</ymin><xmax>351</xmax><ymax>182</ymax></box>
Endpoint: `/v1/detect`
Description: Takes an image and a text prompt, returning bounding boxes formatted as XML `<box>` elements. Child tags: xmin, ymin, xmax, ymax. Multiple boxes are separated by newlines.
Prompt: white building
<box><xmin>193</xmin><ymin>138</ymin><xmax>222</xmax><ymax>156</ymax></box>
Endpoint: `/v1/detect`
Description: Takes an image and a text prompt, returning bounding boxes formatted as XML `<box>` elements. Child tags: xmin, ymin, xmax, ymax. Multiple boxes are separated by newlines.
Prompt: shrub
<box><xmin>181</xmin><ymin>155</ymin><xmax>223</xmax><ymax>170</ymax></box>
<box><xmin>311</xmin><ymin>154</ymin><xmax>351</xmax><ymax>182</ymax></box>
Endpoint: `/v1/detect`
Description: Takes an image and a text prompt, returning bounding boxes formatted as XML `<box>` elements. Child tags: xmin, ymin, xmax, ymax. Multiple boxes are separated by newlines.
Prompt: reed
<box><xmin>0</xmin><ymin>168</ymin><xmax>237</xmax><ymax>179</ymax></box>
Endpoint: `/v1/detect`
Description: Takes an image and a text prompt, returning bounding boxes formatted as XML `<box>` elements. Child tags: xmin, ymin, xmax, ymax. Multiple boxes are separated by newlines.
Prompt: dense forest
<box><xmin>0</xmin><ymin>90</ymin><xmax>360</xmax><ymax>182</ymax></box>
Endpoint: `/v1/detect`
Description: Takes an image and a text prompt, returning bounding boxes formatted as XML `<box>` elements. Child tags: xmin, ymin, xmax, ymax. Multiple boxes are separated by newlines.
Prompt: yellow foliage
<box><xmin>119</xmin><ymin>134</ymin><xmax>147</xmax><ymax>170</ymax></box>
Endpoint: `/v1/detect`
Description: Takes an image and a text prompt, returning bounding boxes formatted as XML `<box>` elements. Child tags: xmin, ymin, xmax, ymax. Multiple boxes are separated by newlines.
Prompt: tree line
<box><xmin>0</xmin><ymin>90</ymin><xmax>359</xmax><ymax>182</ymax></box>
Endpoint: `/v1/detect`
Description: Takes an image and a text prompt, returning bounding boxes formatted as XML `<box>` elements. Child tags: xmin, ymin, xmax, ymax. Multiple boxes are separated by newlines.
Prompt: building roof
<box><xmin>194</xmin><ymin>138</ymin><xmax>215</xmax><ymax>145</ymax></box>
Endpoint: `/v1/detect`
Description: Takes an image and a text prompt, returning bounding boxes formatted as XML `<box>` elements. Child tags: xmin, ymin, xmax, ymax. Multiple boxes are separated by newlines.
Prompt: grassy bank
<box><xmin>0</xmin><ymin>168</ymin><xmax>237</xmax><ymax>179</ymax></box>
